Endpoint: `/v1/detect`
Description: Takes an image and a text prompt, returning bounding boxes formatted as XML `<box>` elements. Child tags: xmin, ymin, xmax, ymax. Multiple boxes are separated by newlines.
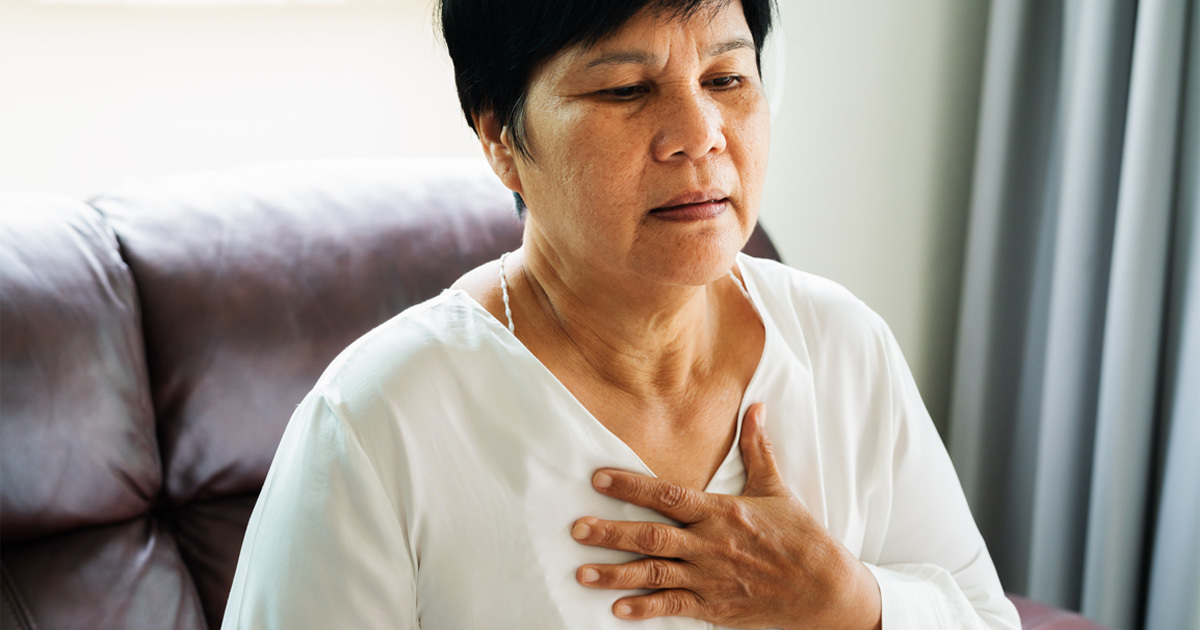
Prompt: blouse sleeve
<box><xmin>861</xmin><ymin>325</ymin><xmax>1020</xmax><ymax>630</ymax></box>
<box><xmin>222</xmin><ymin>391</ymin><xmax>419</xmax><ymax>629</ymax></box>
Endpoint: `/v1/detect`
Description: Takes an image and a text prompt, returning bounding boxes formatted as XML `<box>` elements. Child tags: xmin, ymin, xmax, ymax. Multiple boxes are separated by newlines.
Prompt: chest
<box><xmin>571</xmin><ymin>381</ymin><xmax>745</xmax><ymax>491</ymax></box>
<box><xmin>406</xmin><ymin>383</ymin><xmax>748</xmax><ymax>630</ymax></box>
<box><xmin>537</xmin><ymin>336</ymin><xmax>764</xmax><ymax>492</ymax></box>
<box><xmin>396</xmin><ymin>329</ymin><xmax>881</xmax><ymax>629</ymax></box>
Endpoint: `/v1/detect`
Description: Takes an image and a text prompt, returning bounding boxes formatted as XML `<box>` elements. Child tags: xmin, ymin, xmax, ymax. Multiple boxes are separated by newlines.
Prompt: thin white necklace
<box><xmin>498</xmin><ymin>251</ymin><xmax>515</xmax><ymax>333</ymax></box>
<box><xmin>497</xmin><ymin>251</ymin><xmax>749</xmax><ymax>336</ymax></box>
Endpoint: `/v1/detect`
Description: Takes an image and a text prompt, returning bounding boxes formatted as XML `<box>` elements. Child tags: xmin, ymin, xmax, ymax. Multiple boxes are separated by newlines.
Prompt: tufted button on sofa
<box><xmin>0</xmin><ymin>159</ymin><xmax>1107</xmax><ymax>629</ymax></box>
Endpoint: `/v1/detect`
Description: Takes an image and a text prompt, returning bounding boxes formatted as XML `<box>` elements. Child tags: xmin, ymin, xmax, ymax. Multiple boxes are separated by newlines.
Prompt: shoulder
<box><xmin>310</xmin><ymin>290</ymin><xmax>496</xmax><ymax>420</ymax></box>
<box><xmin>450</xmin><ymin>258</ymin><xmax>509</xmax><ymax>325</ymax></box>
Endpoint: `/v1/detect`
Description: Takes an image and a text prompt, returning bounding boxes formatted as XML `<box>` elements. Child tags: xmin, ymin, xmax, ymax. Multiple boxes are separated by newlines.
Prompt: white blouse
<box><xmin>222</xmin><ymin>254</ymin><xmax>1020</xmax><ymax>629</ymax></box>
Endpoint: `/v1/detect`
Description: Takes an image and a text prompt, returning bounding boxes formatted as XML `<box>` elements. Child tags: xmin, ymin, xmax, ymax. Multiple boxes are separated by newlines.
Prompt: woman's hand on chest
<box><xmin>569</xmin><ymin>403</ymin><xmax>883</xmax><ymax>630</ymax></box>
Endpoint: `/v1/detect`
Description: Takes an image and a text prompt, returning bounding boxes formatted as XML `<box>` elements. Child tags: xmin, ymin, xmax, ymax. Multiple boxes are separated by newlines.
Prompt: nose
<box><xmin>652</xmin><ymin>87</ymin><xmax>727</xmax><ymax>162</ymax></box>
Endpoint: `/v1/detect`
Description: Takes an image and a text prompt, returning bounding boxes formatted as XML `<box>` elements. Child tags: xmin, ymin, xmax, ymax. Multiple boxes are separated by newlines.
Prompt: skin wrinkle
<box><xmin>580</xmin><ymin>36</ymin><xmax>755</xmax><ymax>71</ymax></box>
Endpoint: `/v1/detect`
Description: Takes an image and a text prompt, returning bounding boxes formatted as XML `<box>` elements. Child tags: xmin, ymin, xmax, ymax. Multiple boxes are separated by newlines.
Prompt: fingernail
<box><xmin>581</xmin><ymin>568</ymin><xmax>599</xmax><ymax>583</ymax></box>
<box><xmin>615</xmin><ymin>604</ymin><xmax>632</xmax><ymax>617</ymax></box>
<box><xmin>594</xmin><ymin>472</ymin><xmax>613</xmax><ymax>489</ymax></box>
<box><xmin>571</xmin><ymin>522</ymin><xmax>590</xmax><ymax>539</ymax></box>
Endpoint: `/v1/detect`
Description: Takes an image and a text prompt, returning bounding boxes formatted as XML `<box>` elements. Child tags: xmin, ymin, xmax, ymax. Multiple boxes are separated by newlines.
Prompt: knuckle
<box><xmin>706</xmin><ymin>598</ymin><xmax>732</xmax><ymax>621</ymax></box>
<box><xmin>656</xmin><ymin>483</ymin><xmax>689</xmax><ymax>509</ymax></box>
<box><xmin>596</xmin><ymin>523</ymin><xmax>621</xmax><ymax>547</ymax></box>
<box><xmin>636</xmin><ymin>524</ymin><xmax>672</xmax><ymax>555</ymax></box>
<box><xmin>661</xmin><ymin>591</ymin><xmax>687</xmax><ymax>616</ymax></box>
<box><xmin>642</xmin><ymin>595</ymin><xmax>665</xmax><ymax>617</ymax></box>
<box><xmin>645</xmin><ymin>559</ymin><xmax>671</xmax><ymax>588</ymax></box>
<box><xmin>706</xmin><ymin>527</ymin><xmax>746</xmax><ymax>561</ymax></box>
<box><xmin>715</xmin><ymin>538</ymin><xmax>742</xmax><ymax>563</ymax></box>
<box><xmin>725</xmin><ymin>500</ymin><xmax>754</xmax><ymax>528</ymax></box>
<box><xmin>760</xmin><ymin>434</ymin><xmax>776</xmax><ymax>457</ymax></box>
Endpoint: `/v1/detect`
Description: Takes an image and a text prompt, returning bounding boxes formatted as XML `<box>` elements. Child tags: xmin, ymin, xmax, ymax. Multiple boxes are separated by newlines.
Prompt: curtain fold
<box><xmin>1145</xmin><ymin>3</ymin><xmax>1200</xmax><ymax>626</ymax></box>
<box><xmin>1081</xmin><ymin>0</ymin><xmax>1193</xmax><ymax>623</ymax></box>
<box><xmin>948</xmin><ymin>1</ymin><xmax>1199</xmax><ymax>628</ymax></box>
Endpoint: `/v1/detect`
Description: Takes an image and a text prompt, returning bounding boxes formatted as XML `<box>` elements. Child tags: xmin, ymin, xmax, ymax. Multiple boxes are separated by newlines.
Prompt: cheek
<box><xmin>733</xmin><ymin>105</ymin><xmax>771</xmax><ymax>190</ymax></box>
<box><xmin>524</xmin><ymin>118</ymin><xmax>647</xmax><ymax>250</ymax></box>
<box><xmin>738</xmin><ymin>89</ymin><xmax>772</xmax><ymax>154</ymax></box>
<box><xmin>724</xmin><ymin>100</ymin><xmax>769</xmax><ymax>240</ymax></box>
<box><xmin>557</xmin><ymin>119</ymin><xmax>647</xmax><ymax>209</ymax></box>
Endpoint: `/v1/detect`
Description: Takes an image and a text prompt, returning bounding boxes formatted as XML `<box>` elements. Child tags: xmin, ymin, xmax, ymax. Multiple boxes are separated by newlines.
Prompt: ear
<box><xmin>472</xmin><ymin>110</ymin><xmax>525</xmax><ymax>198</ymax></box>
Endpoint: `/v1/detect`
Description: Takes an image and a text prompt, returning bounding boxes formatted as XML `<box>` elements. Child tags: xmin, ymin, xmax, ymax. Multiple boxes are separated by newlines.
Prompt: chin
<box><xmin>632</xmin><ymin>230</ymin><xmax>745</xmax><ymax>287</ymax></box>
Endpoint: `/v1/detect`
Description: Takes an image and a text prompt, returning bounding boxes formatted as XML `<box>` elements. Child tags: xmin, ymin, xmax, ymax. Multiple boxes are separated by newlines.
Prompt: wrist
<box><xmin>850</xmin><ymin>560</ymin><xmax>883</xmax><ymax>630</ymax></box>
<box><xmin>789</xmin><ymin>549</ymin><xmax>882</xmax><ymax>630</ymax></box>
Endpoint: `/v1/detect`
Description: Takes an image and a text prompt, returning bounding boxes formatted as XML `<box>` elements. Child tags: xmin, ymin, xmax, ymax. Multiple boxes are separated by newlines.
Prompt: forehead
<box><xmin>558</xmin><ymin>1</ymin><xmax>754</xmax><ymax>71</ymax></box>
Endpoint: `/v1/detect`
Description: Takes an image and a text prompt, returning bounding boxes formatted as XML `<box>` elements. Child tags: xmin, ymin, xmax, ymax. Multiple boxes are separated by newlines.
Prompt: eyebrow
<box><xmin>582</xmin><ymin>36</ymin><xmax>756</xmax><ymax>69</ymax></box>
<box><xmin>585</xmin><ymin>50</ymin><xmax>659</xmax><ymax>68</ymax></box>
<box><xmin>708</xmin><ymin>36</ymin><xmax>756</xmax><ymax>57</ymax></box>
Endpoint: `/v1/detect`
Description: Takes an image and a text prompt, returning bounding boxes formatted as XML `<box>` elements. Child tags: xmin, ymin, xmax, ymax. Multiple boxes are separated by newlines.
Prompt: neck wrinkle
<box><xmin>514</xmin><ymin>245</ymin><xmax>727</xmax><ymax>401</ymax></box>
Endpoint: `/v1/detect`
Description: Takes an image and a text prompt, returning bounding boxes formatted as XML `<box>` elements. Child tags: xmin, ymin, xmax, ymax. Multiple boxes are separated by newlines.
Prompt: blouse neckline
<box><xmin>441</xmin><ymin>253</ymin><xmax>775</xmax><ymax>494</ymax></box>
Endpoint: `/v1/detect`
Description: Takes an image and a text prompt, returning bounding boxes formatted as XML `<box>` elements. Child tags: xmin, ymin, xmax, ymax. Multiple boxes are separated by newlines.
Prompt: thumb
<box><xmin>739</xmin><ymin>402</ymin><xmax>787</xmax><ymax>497</ymax></box>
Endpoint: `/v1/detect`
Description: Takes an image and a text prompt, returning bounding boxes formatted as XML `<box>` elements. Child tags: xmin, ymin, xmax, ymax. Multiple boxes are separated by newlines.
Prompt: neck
<box><xmin>511</xmin><ymin>241</ymin><xmax>734</xmax><ymax>400</ymax></box>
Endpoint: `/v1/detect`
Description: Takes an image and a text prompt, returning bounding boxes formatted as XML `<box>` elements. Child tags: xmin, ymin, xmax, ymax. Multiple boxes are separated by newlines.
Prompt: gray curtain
<box><xmin>948</xmin><ymin>0</ymin><xmax>1199</xmax><ymax>629</ymax></box>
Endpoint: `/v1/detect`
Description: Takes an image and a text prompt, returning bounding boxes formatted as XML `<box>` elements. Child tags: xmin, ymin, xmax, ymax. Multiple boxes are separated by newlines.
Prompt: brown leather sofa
<box><xmin>1</xmin><ymin>159</ymin><xmax>1106</xmax><ymax>629</ymax></box>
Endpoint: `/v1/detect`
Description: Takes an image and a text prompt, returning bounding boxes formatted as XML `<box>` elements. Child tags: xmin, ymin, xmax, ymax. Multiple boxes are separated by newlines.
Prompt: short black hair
<box><xmin>437</xmin><ymin>0</ymin><xmax>776</xmax><ymax>213</ymax></box>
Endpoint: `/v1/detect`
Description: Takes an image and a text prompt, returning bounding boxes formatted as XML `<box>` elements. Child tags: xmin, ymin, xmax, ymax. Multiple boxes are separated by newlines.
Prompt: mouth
<box><xmin>650</xmin><ymin>191</ymin><xmax>730</xmax><ymax>222</ymax></box>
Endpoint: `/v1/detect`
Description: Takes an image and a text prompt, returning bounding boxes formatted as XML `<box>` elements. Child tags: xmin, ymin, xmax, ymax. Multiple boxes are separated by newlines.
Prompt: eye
<box><xmin>707</xmin><ymin>75</ymin><xmax>744</xmax><ymax>90</ymax></box>
<box><xmin>602</xmin><ymin>84</ymin><xmax>649</xmax><ymax>100</ymax></box>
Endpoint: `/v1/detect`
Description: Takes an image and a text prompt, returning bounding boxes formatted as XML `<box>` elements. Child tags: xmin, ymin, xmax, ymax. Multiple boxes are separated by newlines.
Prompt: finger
<box><xmin>576</xmin><ymin>557</ymin><xmax>691</xmax><ymax>590</ymax></box>
<box><xmin>739</xmin><ymin>402</ymin><xmax>787</xmax><ymax>497</ymax></box>
<box><xmin>613</xmin><ymin>589</ymin><xmax>707</xmax><ymax>621</ymax></box>
<box><xmin>591</xmin><ymin>470</ymin><xmax>711</xmax><ymax>523</ymax></box>
<box><xmin>570</xmin><ymin>517</ymin><xmax>692</xmax><ymax>557</ymax></box>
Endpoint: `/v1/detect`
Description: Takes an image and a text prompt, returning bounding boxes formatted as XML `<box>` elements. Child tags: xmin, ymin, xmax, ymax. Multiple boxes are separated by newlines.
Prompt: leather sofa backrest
<box><xmin>1</xmin><ymin>158</ymin><xmax>780</xmax><ymax>629</ymax></box>
<box><xmin>1</xmin><ymin>194</ymin><xmax>202</xmax><ymax>629</ymax></box>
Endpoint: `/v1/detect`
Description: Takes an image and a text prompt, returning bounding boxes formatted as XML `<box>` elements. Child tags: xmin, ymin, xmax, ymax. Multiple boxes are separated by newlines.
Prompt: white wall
<box><xmin>0</xmin><ymin>0</ymin><xmax>989</xmax><ymax>433</ymax></box>
<box><xmin>762</xmin><ymin>1</ymin><xmax>988</xmax><ymax>432</ymax></box>
<box><xmin>0</xmin><ymin>1</ymin><xmax>480</xmax><ymax>197</ymax></box>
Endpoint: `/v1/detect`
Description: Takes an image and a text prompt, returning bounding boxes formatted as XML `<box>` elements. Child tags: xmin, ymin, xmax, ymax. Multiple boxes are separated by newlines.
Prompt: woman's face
<box><xmin>501</xmin><ymin>0</ymin><xmax>770</xmax><ymax>288</ymax></box>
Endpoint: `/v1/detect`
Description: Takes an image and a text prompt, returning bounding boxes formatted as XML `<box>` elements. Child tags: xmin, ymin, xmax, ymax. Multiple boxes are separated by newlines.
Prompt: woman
<box><xmin>223</xmin><ymin>0</ymin><xmax>1020</xmax><ymax>628</ymax></box>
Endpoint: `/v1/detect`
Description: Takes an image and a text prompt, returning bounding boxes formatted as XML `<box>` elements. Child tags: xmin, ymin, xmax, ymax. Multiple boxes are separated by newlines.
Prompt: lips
<box><xmin>650</xmin><ymin>190</ymin><xmax>730</xmax><ymax>221</ymax></box>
